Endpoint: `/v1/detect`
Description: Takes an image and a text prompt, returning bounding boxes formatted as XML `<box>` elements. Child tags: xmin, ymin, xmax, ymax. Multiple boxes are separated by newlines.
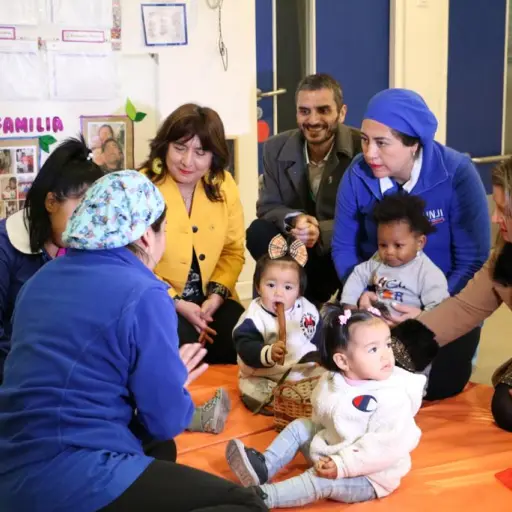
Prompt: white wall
<box><xmin>389</xmin><ymin>0</ymin><xmax>449</xmax><ymax>144</ymax></box>
<box><xmin>147</xmin><ymin>0</ymin><xmax>259</xmax><ymax>299</ymax></box>
<box><xmin>0</xmin><ymin>53</ymin><xmax>158</xmax><ymax>166</ymax></box>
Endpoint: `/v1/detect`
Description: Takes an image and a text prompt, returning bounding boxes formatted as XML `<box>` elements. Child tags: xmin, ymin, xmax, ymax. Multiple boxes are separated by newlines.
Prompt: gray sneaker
<box><xmin>226</xmin><ymin>439</ymin><xmax>269</xmax><ymax>487</ymax></box>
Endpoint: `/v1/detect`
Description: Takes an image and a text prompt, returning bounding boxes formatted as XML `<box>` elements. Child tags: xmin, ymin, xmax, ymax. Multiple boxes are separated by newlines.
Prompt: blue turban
<box><xmin>63</xmin><ymin>170</ymin><xmax>165</xmax><ymax>250</ymax></box>
<box><xmin>363</xmin><ymin>88</ymin><xmax>438</xmax><ymax>147</ymax></box>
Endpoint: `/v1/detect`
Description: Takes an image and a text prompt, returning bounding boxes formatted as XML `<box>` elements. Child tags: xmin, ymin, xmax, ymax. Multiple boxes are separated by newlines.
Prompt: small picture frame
<box><xmin>141</xmin><ymin>3</ymin><xmax>188</xmax><ymax>47</ymax></box>
<box><xmin>226</xmin><ymin>137</ymin><xmax>238</xmax><ymax>183</ymax></box>
<box><xmin>0</xmin><ymin>137</ymin><xmax>39</xmax><ymax>219</ymax></box>
<box><xmin>80</xmin><ymin>115</ymin><xmax>134</xmax><ymax>172</ymax></box>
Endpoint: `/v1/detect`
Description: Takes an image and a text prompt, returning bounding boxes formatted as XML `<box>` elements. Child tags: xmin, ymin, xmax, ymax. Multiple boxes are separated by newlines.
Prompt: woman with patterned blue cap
<box><xmin>0</xmin><ymin>171</ymin><xmax>268</xmax><ymax>512</ymax></box>
<box><xmin>332</xmin><ymin>88</ymin><xmax>490</xmax><ymax>401</ymax></box>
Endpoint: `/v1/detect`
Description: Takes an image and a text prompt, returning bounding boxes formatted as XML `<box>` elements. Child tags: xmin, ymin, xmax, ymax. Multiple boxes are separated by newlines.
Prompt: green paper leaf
<box><xmin>40</xmin><ymin>134</ymin><xmax>57</xmax><ymax>145</ymax></box>
<box><xmin>125</xmin><ymin>98</ymin><xmax>137</xmax><ymax>121</ymax></box>
<box><xmin>134</xmin><ymin>112</ymin><xmax>147</xmax><ymax>122</ymax></box>
<box><xmin>38</xmin><ymin>135</ymin><xmax>57</xmax><ymax>153</ymax></box>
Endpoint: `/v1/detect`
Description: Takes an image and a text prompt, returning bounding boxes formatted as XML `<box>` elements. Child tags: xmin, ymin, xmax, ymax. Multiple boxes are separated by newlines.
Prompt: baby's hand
<box><xmin>271</xmin><ymin>340</ymin><xmax>287</xmax><ymax>364</ymax></box>
<box><xmin>315</xmin><ymin>456</ymin><xmax>337</xmax><ymax>479</ymax></box>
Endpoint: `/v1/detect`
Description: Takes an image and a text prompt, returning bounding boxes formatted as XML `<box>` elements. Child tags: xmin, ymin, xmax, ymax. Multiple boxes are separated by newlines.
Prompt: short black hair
<box><xmin>295</xmin><ymin>73</ymin><xmax>344</xmax><ymax>112</ymax></box>
<box><xmin>390</xmin><ymin>129</ymin><xmax>422</xmax><ymax>159</ymax></box>
<box><xmin>373</xmin><ymin>193</ymin><xmax>436</xmax><ymax>236</ymax></box>
<box><xmin>24</xmin><ymin>135</ymin><xmax>104</xmax><ymax>253</ymax></box>
<box><xmin>253</xmin><ymin>254</ymin><xmax>307</xmax><ymax>296</ymax></box>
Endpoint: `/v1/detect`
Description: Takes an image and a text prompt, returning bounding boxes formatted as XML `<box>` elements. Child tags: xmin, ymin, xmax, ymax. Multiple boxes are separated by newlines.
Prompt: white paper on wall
<box><xmin>47</xmin><ymin>42</ymin><xmax>119</xmax><ymax>101</ymax></box>
<box><xmin>141</xmin><ymin>3</ymin><xmax>188</xmax><ymax>46</ymax></box>
<box><xmin>0</xmin><ymin>41</ymin><xmax>47</xmax><ymax>100</ymax></box>
<box><xmin>50</xmin><ymin>0</ymin><xmax>113</xmax><ymax>28</ymax></box>
<box><xmin>0</xmin><ymin>0</ymin><xmax>39</xmax><ymax>25</ymax></box>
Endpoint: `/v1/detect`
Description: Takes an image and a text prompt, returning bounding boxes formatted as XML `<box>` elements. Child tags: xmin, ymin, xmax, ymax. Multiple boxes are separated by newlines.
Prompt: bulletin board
<box><xmin>0</xmin><ymin>0</ymin><xmax>158</xmax><ymax>219</ymax></box>
<box><xmin>0</xmin><ymin>0</ymin><xmax>246</xmax><ymax>219</ymax></box>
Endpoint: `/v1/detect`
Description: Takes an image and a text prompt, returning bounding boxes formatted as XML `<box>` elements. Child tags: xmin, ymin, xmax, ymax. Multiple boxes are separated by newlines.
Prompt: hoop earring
<box><xmin>152</xmin><ymin>158</ymin><xmax>163</xmax><ymax>175</ymax></box>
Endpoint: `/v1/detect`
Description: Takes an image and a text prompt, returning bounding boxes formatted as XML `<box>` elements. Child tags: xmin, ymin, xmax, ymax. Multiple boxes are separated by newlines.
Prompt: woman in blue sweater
<box><xmin>0</xmin><ymin>137</ymin><xmax>104</xmax><ymax>381</ymax></box>
<box><xmin>0</xmin><ymin>171</ymin><xmax>267</xmax><ymax>512</ymax></box>
<box><xmin>332</xmin><ymin>88</ymin><xmax>490</xmax><ymax>400</ymax></box>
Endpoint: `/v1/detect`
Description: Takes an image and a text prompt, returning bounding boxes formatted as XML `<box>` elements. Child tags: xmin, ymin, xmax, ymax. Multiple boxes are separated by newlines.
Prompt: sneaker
<box><xmin>226</xmin><ymin>439</ymin><xmax>268</xmax><ymax>486</ymax></box>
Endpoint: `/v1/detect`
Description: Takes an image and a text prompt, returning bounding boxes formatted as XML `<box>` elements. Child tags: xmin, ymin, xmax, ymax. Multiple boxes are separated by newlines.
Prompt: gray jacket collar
<box><xmin>278</xmin><ymin>123</ymin><xmax>355</xmax><ymax>163</ymax></box>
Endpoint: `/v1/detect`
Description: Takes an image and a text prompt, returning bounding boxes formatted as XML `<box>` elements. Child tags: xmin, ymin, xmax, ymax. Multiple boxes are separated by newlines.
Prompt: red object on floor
<box><xmin>496</xmin><ymin>468</ymin><xmax>512</xmax><ymax>490</ymax></box>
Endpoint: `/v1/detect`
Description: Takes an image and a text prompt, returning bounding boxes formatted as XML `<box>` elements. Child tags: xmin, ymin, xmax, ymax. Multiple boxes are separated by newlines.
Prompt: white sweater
<box><xmin>309</xmin><ymin>368</ymin><xmax>426</xmax><ymax>497</ymax></box>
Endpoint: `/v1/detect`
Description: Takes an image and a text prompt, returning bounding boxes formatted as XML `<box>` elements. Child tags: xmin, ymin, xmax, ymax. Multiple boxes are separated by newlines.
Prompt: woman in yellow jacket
<box><xmin>142</xmin><ymin>103</ymin><xmax>245</xmax><ymax>364</ymax></box>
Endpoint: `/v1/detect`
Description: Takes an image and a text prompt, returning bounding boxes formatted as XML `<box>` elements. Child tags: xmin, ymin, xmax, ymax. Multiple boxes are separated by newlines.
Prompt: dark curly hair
<box><xmin>373</xmin><ymin>193</ymin><xmax>436</xmax><ymax>236</ymax></box>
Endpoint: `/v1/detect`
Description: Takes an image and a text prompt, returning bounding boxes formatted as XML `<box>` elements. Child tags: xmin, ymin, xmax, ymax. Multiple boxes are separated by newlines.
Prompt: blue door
<box><xmin>256</xmin><ymin>0</ymin><xmax>390</xmax><ymax>173</ymax></box>
<box><xmin>446</xmin><ymin>0</ymin><xmax>508</xmax><ymax>193</ymax></box>
<box><xmin>255</xmin><ymin>0</ymin><xmax>275</xmax><ymax>175</ymax></box>
<box><xmin>316</xmin><ymin>0</ymin><xmax>390</xmax><ymax>128</ymax></box>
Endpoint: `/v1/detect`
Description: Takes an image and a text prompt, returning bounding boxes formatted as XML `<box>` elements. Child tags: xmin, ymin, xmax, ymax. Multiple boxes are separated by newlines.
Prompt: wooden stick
<box><xmin>198</xmin><ymin>326</ymin><xmax>217</xmax><ymax>346</ymax></box>
<box><xmin>276</xmin><ymin>302</ymin><xmax>286</xmax><ymax>365</ymax></box>
<box><xmin>253</xmin><ymin>367</ymin><xmax>292</xmax><ymax>415</ymax></box>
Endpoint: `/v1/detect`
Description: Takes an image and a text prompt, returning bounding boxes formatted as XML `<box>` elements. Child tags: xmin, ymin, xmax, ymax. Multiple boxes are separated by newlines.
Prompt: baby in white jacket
<box><xmin>226</xmin><ymin>303</ymin><xmax>426</xmax><ymax>508</ymax></box>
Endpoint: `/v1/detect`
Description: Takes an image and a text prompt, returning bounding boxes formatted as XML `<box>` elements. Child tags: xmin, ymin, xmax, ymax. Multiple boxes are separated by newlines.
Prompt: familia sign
<box><xmin>0</xmin><ymin>116</ymin><xmax>64</xmax><ymax>135</ymax></box>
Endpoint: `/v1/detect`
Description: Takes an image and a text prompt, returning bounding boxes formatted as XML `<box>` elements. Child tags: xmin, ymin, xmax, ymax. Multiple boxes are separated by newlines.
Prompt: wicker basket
<box><xmin>273</xmin><ymin>375</ymin><xmax>321</xmax><ymax>431</ymax></box>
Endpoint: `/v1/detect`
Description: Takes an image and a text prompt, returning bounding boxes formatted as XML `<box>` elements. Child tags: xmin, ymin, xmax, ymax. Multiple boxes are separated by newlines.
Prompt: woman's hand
<box><xmin>180</xmin><ymin>343</ymin><xmax>208</xmax><ymax>387</ymax></box>
<box><xmin>387</xmin><ymin>303</ymin><xmax>422</xmax><ymax>326</ymax></box>
<box><xmin>315</xmin><ymin>456</ymin><xmax>337</xmax><ymax>479</ymax></box>
<box><xmin>175</xmin><ymin>299</ymin><xmax>210</xmax><ymax>333</ymax></box>
<box><xmin>201</xmin><ymin>294</ymin><xmax>224</xmax><ymax>322</ymax></box>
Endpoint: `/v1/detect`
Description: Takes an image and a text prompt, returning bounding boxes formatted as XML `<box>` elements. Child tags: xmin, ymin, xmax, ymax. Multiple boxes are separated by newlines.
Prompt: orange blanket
<box><xmin>177</xmin><ymin>366</ymin><xmax>512</xmax><ymax>511</ymax></box>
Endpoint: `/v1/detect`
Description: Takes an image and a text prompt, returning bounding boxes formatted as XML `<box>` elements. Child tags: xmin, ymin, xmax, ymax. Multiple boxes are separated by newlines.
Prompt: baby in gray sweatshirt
<box><xmin>342</xmin><ymin>193</ymin><xmax>448</xmax><ymax>315</ymax></box>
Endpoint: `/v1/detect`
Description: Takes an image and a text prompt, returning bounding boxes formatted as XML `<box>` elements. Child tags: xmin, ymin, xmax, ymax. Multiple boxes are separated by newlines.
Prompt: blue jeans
<box><xmin>260</xmin><ymin>418</ymin><xmax>376</xmax><ymax>508</ymax></box>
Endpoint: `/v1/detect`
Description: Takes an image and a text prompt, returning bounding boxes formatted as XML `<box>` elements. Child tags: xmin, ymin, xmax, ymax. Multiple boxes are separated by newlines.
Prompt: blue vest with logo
<box><xmin>332</xmin><ymin>142</ymin><xmax>490</xmax><ymax>295</ymax></box>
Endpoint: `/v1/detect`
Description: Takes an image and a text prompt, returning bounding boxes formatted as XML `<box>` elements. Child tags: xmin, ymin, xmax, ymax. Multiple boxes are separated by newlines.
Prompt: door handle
<box><xmin>470</xmin><ymin>154</ymin><xmax>512</xmax><ymax>164</ymax></box>
<box><xmin>257</xmin><ymin>88</ymin><xmax>287</xmax><ymax>100</ymax></box>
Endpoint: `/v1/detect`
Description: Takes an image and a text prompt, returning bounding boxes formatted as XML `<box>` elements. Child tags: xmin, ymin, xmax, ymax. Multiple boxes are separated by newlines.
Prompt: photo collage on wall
<box><xmin>0</xmin><ymin>139</ymin><xmax>39</xmax><ymax>220</ymax></box>
<box><xmin>81</xmin><ymin>115</ymin><xmax>134</xmax><ymax>172</ymax></box>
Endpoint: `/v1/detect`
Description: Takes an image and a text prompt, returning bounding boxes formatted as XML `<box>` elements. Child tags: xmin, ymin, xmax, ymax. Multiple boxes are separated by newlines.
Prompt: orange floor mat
<box><xmin>177</xmin><ymin>365</ymin><xmax>512</xmax><ymax>510</ymax></box>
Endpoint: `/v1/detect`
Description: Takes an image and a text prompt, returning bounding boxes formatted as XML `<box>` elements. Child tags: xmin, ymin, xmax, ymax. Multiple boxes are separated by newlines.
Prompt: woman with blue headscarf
<box><xmin>0</xmin><ymin>171</ymin><xmax>268</xmax><ymax>512</ymax></box>
<box><xmin>332</xmin><ymin>88</ymin><xmax>490</xmax><ymax>400</ymax></box>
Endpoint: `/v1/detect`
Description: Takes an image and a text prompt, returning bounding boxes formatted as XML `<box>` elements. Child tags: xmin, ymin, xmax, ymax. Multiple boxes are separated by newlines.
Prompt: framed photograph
<box><xmin>141</xmin><ymin>3</ymin><xmax>188</xmax><ymax>47</ymax></box>
<box><xmin>226</xmin><ymin>137</ymin><xmax>238</xmax><ymax>183</ymax></box>
<box><xmin>80</xmin><ymin>115</ymin><xmax>134</xmax><ymax>172</ymax></box>
<box><xmin>0</xmin><ymin>137</ymin><xmax>39</xmax><ymax>219</ymax></box>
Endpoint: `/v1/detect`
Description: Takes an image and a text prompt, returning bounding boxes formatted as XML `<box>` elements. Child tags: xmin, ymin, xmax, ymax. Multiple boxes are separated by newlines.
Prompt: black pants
<box><xmin>492</xmin><ymin>383</ymin><xmax>512</xmax><ymax>432</ymax></box>
<box><xmin>101</xmin><ymin>440</ymin><xmax>268</xmax><ymax>512</ymax></box>
<box><xmin>425</xmin><ymin>327</ymin><xmax>481</xmax><ymax>400</ymax></box>
<box><xmin>178</xmin><ymin>298</ymin><xmax>244</xmax><ymax>364</ymax></box>
<box><xmin>246</xmin><ymin>219</ymin><xmax>341</xmax><ymax>305</ymax></box>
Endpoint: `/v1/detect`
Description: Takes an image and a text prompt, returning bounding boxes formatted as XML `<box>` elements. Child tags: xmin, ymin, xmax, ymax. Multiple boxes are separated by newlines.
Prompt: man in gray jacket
<box><xmin>247</xmin><ymin>74</ymin><xmax>362</xmax><ymax>304</ymax></box>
